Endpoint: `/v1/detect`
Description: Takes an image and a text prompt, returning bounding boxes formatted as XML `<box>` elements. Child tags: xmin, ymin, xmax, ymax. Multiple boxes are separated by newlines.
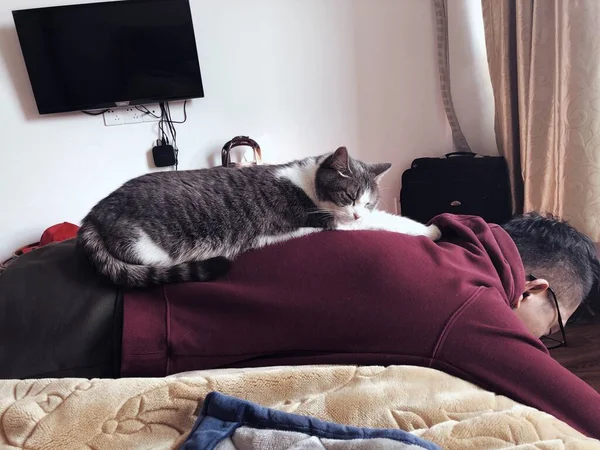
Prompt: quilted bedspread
<box><xmin>1</xmin><ymin>365</ymin><xmax>598</xmax><ymax>450</ymax></box>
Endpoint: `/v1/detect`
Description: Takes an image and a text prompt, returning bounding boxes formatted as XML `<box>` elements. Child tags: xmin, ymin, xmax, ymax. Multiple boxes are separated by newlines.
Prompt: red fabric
<box><xmin>39</xmin><ymin>222</ymin><xmax>80</xmax><ymax>246</ymax></box>
<box><xmin>121</xmin><ymin>213</ymin><xmax>600</xmax><ymax>439</ymax></box>
<box><xmin>19</xmin><ymin>244</ymin><xmax>40</xmax><ymax>255</ymax></box>
<box><xmin>16</xmin><ymin>222</ymin><xmax>80</xmax><ymax>255</ymax></box>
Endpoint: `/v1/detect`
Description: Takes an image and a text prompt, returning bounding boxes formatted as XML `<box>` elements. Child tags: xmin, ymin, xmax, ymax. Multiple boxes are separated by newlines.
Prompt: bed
<box><xmin>1</xmin><ymin>365</ymin><xmax>598</xmax><ymax>449</ymax></box>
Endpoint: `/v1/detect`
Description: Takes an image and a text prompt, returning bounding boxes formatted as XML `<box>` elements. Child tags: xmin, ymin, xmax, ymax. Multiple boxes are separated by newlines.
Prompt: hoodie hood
<box><xmin>430</xmin><ymin>214</ymin><xmax>526</xmax><ymax>308</ymax></box>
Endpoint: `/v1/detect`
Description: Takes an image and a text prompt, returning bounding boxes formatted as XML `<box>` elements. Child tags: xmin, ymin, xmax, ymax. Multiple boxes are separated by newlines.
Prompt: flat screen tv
<box><xmin>13</xmin><ymin>0</ymin><xmax>204</xmax><ymax>115</ymax></box>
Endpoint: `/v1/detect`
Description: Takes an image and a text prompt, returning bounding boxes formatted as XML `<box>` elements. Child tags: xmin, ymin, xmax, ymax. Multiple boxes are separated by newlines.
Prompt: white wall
<box><xmin>352</xmin><ymin>0</ymin><xmax>453</xmax><ymax>213</ymax></box>
<box><xmin>0</xmin><ymin>0</ymin><xmax>495</xmax><ymax>259</ymax></box>
<box><xmin>448</xmin><ymin>0</ymin><xmax>497</xmax><ymax>156</ymax></box>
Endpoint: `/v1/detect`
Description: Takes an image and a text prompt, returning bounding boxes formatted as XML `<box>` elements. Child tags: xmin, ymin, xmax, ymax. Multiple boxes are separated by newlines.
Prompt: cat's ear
<box><xmin>330</xmin><ymin>147</ymin><xmax>350</xmax><ymax>173</ymax></box>
<box><xmin>369</xmin><ymin>163</ymin><xmax>392</xmax><ymax>183</ymax></box>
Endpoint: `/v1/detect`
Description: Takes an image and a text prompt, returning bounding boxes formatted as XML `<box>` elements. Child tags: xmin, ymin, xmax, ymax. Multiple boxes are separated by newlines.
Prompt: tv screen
<box><xmin>13</xmin><ymin>0</ymin><xmax>204</xmax><ymax>115</ymax></box>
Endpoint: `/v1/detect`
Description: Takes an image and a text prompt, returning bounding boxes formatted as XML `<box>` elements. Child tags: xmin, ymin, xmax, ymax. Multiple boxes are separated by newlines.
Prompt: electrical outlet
<box><xmin>129</xmin><ymin>107</ymin><xmax>146</xmax><ymax>122</ymax></box>
<box><xmin>103</xmin><ymin>109</ymin><xmax>124</xmax><ymax>126</ymax></box>
<box><xmin>121</xmin><ymin>107</ymin><xmax>137</xmax><ymax>125</ymax></box>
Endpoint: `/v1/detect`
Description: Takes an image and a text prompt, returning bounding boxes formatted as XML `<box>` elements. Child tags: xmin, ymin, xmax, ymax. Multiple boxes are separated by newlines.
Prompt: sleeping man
<box><xmin>1</xmin><ymin>212</ymin><xmax>599</xmax><ymax>438</ymax></box>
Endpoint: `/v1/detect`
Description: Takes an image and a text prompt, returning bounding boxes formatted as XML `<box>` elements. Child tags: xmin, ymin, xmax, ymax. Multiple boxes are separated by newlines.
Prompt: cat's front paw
<box><xmin>425</xmin><ymin>224</ymin><xmax>442</xmax><ymax>241</ymax></box>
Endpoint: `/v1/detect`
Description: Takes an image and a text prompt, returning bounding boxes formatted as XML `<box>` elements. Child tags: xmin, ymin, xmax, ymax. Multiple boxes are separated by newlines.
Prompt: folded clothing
<box><xmin>181</xmin><ymin>392</ymin><xmax>440</xmax><ymax>450</ymax></box>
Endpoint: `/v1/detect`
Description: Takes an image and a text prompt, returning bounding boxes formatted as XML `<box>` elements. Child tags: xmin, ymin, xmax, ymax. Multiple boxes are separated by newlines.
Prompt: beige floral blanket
<box><xmin>0</xmin><ymin>365</ymin><xmax>598</xmax><ymax>450</ymax></box>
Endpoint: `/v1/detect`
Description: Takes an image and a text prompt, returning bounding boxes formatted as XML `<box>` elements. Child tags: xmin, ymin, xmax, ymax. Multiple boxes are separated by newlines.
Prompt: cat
<box><xmin>77</xmin><ymin>147</ymin><xmax>441</xmax><ymax>288</ymax></box>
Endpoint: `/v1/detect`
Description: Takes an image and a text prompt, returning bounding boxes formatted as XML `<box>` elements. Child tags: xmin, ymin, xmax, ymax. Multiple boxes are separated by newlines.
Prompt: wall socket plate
<box><xmin>103</xmin><ymin>104</ymin><xmax>161</xmax><ymax>127</ymax></box>
<box><xmin>103</xmin><ymin>109</ymin><xmax>124</xmax><ymax>126</ymax></box>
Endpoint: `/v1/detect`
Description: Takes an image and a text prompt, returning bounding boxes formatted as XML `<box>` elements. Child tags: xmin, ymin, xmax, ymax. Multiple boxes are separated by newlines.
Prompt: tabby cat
<box><xmin>78</xmin><ymin>147</ymin><xmax>441</xmax><ymax>287</ymax></box>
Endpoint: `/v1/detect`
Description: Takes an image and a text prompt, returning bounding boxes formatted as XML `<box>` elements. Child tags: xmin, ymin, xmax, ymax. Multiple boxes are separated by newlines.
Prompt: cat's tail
<box><xmin>76</xmin><ymin>221</ymin><xmax>231</xmax><ymax>288</ymax></box>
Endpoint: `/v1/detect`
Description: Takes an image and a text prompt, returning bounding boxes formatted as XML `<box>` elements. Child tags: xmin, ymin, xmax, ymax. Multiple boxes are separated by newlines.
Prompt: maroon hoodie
<box><xmin>121</xmin><ymin>214</ymin><xmax>600</xmax><ymax>438</ymax></box>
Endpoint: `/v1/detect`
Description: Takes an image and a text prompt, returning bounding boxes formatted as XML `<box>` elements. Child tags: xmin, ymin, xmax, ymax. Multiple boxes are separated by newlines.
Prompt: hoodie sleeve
<box><xmin>433</xmin><ymin>286</ymin><xmax>600</xmax><ymax>439</ymax></box>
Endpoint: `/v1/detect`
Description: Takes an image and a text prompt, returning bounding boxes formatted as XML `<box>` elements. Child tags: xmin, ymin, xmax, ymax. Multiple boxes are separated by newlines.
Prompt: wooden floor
<box><xmin>550</xmin><ymin>317</ymin><xmax>600</xmax><ymax>392</ymax></box>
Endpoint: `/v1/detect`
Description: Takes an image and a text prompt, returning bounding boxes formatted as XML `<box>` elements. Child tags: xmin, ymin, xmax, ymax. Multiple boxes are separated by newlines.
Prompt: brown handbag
<box><xmin>221</xmin><ymin>136</ymin><xmax>263</xmax><ymax>168</ymax></box>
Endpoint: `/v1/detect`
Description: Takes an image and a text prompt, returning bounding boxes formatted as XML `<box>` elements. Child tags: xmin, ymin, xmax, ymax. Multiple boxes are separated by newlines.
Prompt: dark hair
<box><xmin>502</xmin><ymin>212</ymin><xmax>600</xmax><ymax>310</ymax></box>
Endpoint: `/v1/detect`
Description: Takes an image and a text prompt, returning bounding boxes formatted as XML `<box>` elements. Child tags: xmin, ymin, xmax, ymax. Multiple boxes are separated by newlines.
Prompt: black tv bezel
<box><xmin>12</xmin><ymin>0</ymin><xmax>205</xmax><ymax>115</ymax></box>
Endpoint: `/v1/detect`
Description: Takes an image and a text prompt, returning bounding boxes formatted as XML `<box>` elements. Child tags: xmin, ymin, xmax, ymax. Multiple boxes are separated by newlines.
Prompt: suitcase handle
<box><xmin>445</xmin><ymin>152</ymin><xmax>477</xmax><ymax>158</ymax></box>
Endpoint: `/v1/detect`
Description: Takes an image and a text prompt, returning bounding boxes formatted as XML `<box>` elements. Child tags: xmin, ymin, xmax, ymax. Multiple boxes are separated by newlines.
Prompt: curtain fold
<box><xmin>482</xmin><ymin>0</ymin><xmax>600</xmax><ymax>240</ymax></box>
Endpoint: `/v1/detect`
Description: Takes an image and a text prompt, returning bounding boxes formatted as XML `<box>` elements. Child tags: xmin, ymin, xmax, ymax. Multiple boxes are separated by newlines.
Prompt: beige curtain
<box><xmin>482</xmin><ymin>0</ymin><xmax>600</xmax><ymax>240</ymax></box>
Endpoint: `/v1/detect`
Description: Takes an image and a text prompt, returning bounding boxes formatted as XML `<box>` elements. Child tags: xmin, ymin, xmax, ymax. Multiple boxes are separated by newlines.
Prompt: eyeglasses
<box><xmin>529</xmin><ymin>275</ymin><xmax>568</xmax><ymax>350</ymax></box>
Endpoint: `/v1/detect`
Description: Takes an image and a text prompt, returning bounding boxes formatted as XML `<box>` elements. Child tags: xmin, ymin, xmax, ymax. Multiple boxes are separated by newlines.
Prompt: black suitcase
<box><xmin>400</xmin><ymin>152</ymin><xmax>512</xmax><ymax>225</ymax></box>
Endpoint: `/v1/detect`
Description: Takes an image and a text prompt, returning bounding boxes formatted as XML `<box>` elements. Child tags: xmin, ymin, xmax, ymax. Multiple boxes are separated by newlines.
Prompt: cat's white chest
<box><xmin>275</xmin><ymin>161</ymin><xmax>320</xmax><ymax>205</ymax></box>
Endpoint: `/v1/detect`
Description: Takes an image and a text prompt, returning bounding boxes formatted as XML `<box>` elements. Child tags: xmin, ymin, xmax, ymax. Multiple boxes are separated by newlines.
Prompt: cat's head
<box><xmin>315</xmin><ymin>147</ymin><xmax>391</xmax><ymax>224</ymax></box>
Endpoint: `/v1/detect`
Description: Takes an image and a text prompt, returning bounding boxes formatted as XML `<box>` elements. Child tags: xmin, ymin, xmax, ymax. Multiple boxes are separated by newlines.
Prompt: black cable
<box><xmin>156</xmin><ymin>101</ymin><xmax>184</xmax><ymax>170</ymax></box>
<box><xmin>164</xmin><ymin>103</ymin><xmax>179</xmax><ymax>170</ymax></box>
<box><xmin>158</xmin><ymin>102</ymin><xmax>169</xmax><ymax>146</ymax></box>
<box><xmin>135</xmin><ymin>105</ymin><xmax>161</xmax><ymax>119</ymax></box>
<box><xmin>82</xmin><ymin>109</ymin><xmax>109</xmax><ymax>116</ymax></box>
<box><xmin>169</xmin><ymin>100</ymin><xmax>188</xmax><ymax>124</ymax></box>
<box><xmin>164</xmin><ymin>103</ymin><xmax>177</xmax><ymax>146</ymax></box>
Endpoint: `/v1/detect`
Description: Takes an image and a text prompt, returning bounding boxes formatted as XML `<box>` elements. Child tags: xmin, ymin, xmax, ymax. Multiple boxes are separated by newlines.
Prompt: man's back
<box><xmin>122</xmin><ymin>214</ymin><xmax>600</xmax><ymax>438</ymax></box>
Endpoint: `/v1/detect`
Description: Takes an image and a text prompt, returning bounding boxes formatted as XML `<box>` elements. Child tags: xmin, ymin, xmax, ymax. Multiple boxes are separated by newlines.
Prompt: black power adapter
<box><xmin>152</xmin><ymin>141</ymin><xmax>177</xmax><ymax>167</ymax></box>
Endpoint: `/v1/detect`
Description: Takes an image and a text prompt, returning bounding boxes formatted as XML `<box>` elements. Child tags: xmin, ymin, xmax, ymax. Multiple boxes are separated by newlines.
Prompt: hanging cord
<box><xmin>138</xmin><ymin>101</ymin><xmax>188</xmax><ymax>170</ymax></box>
<box><xmin>82</xmin><ymin>109</ymin><xmax>109</xmax><ymax>116</ymax></box>
<box><xmin>432</xmin><ymin>0</ymin><xmax>472</xmax><ymax>152</ymax></box>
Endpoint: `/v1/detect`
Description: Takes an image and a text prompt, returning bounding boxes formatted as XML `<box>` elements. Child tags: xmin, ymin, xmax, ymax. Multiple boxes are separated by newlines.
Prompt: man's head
<box><xmin>502</xmin><ymin>212</ymin><xmax>600</xmax><ymax>338</ymax></box>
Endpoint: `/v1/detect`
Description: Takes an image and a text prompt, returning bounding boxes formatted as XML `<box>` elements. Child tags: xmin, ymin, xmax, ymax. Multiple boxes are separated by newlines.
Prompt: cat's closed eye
<box><xmin>343</xmin><ymin>192</ymin><xmax>355</xmax><ymax>205</ymax></box>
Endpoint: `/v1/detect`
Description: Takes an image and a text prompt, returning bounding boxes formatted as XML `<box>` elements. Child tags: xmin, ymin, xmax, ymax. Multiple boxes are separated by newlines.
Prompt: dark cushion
<box><xmin>0</xmin><ymin>239</ymin><xmax>121</xmax><ymax>379</ymax></box>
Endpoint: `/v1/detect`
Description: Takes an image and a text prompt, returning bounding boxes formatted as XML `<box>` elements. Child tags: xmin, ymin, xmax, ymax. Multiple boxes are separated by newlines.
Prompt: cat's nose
<box><xmin>353</xmin><ymin>213</ymin><xmax>361</xmax><ymax>220</ymax></box>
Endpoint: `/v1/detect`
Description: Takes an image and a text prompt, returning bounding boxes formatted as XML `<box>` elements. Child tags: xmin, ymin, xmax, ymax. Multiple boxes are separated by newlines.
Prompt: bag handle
<box><xmin>221</xmin><ymin>136</ymin><xmax>263</xmax><ymax>167</ymax></box>
<box><xmin>445</xmin><ymin>151</ymin><xmax>477</xmax><ymax>158</ymax></box>
<box><xmin>433</xmin><ymin>0</ymin><xmax>472</xmax><ymax>153</ymax></box>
